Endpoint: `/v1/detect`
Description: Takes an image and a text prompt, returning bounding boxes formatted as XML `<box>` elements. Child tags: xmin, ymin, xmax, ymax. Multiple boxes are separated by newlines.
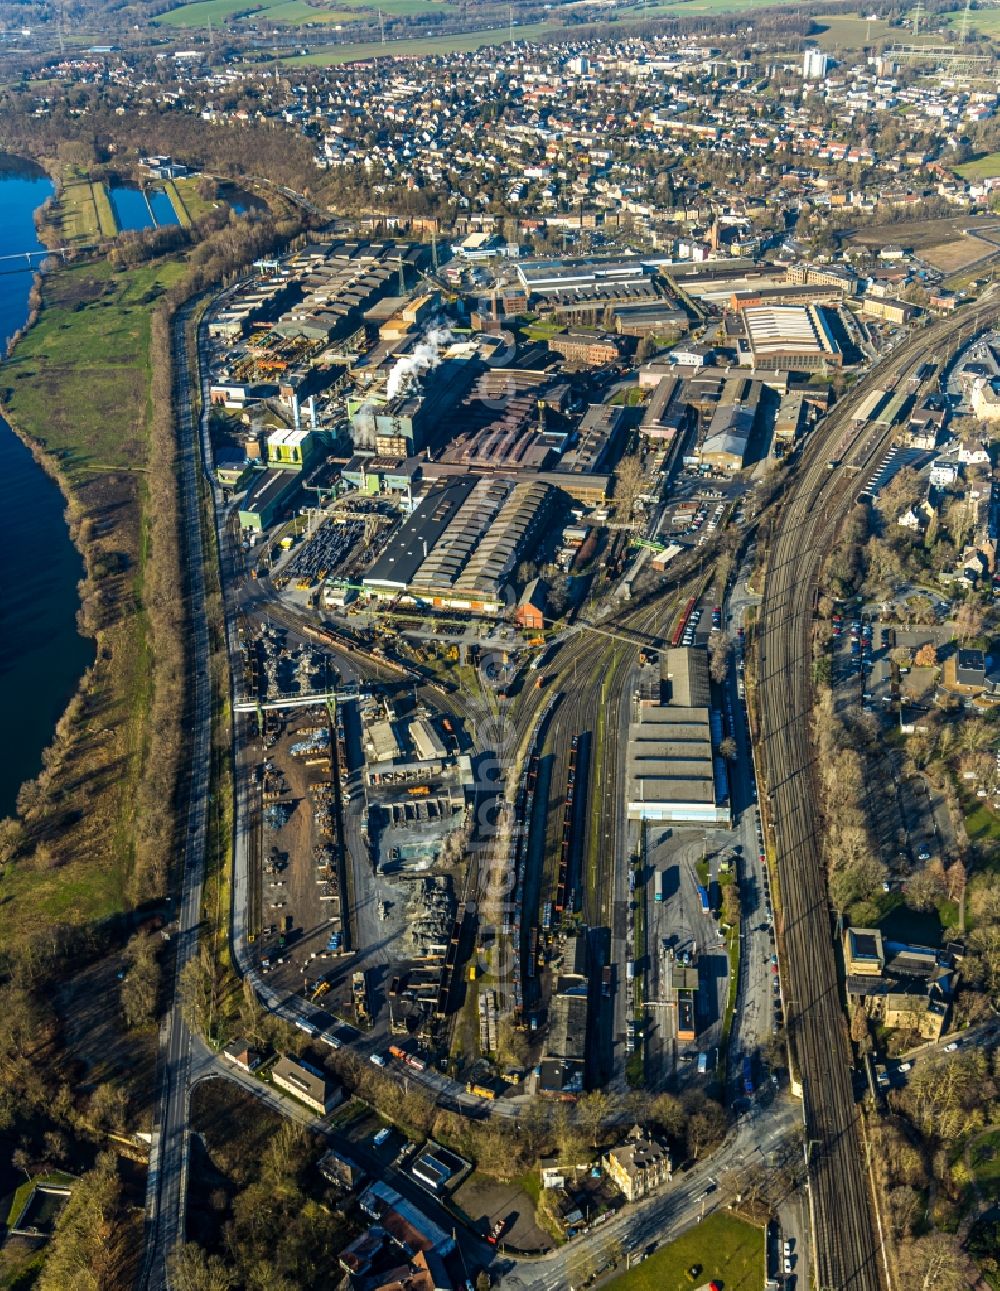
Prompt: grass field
<box><xmin>162</xmin><ymin>178</ymin><xmax>193</xmax><ymax>228</ymax></box>
<box><xmin>811</xmin><ymin>14</ymin><xmax>894</xmax><ymax>48</ymax></box>
<box><xmin>156</xmin><ymin>0</ymin><xmax>443</xmax><ymax>26</ymax></box>
<box><xmin>605</xmin><ymin>1213</ymin><xmax>764</xmax><ymax>1291</ymax></box>
<box><xmin>50</xmin><ymin>177</ymin><xmax>118</xmax><ymax>245</ymax></box>
<box><xmin>965</xmin><ymin>799</ymin><xmax>1000</xmax><ymax>847</ymax></box>
<box><xmin>957</xmin><ymin>152</ymin><xmax>1000</xmax><ymax>181</ymax></box>
<box><xmin>1</xmin><ymin>257</ymin><xmax>185</xmax><ymax>940</ymax></box>
<box><xmin>943</xmin><ymin>5</ymin><xmax>1000</xmax><ymax>39</ymax></box>
<box><xmin>283</xmin><ymin>19</ymin><xmax>559</xmax><ymax>61</ymax></box>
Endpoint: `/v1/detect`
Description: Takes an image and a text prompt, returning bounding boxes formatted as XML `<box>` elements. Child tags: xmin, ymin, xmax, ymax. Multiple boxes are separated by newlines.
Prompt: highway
<box><xmin>755</xmin><ymin>296</ymin><xmax>1000</xmax><ymax>1291</ymax></box>
<box><xmin>142</xmin><ymin>301</ymin><xmax>215</xmax><ymax>1290</ymax></box>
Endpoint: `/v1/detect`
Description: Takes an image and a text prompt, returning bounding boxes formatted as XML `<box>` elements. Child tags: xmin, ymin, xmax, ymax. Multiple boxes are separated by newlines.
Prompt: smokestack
<box><xmin>292</xmin><ymin>395</ymin><xmax>301</xmax><ymax>432</ymax></box>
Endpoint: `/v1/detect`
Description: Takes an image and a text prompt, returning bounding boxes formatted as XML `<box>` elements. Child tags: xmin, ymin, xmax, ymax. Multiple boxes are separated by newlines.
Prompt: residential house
<box><xmin>272</xmin><ymin>1055</ymin><xmax>339</xmax><ymax>1115</ymax></box>
<box><xmin>603</xmin><ymin>1125</ymin><xmax>672</xmax><ymax>1203</ymax></box>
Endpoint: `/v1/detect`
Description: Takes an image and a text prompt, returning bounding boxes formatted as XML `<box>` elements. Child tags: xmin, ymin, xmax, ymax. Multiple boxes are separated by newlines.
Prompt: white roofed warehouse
<box><xmin>741</xmin><ymin>304</ymin><xmax>841</xmax><ymax>372</ymax></box>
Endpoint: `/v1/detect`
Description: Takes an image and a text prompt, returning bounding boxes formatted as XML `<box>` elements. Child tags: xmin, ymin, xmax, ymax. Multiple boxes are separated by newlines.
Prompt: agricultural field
<box><xmin>605</xmin><ymin>1213</ymin><xmax>765</xmax><ymax>1291</ymax></box>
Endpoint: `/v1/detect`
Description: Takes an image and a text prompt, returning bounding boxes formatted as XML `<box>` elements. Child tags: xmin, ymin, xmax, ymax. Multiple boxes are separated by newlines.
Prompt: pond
<box><xmin>108</xmin><ymin>183</ymin><xmax>180</xmax><ymax>232</ymax></box>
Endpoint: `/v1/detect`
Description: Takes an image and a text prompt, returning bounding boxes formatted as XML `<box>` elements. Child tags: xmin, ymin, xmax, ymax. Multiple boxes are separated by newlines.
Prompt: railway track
<box><xmin>756</xmin><ymin>298</ymin><xmax>1000</xmax><ymax>1291</ymax></box>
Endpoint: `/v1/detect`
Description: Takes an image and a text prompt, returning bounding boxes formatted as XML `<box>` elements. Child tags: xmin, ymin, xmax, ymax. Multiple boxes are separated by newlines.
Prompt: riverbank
<box><xmin>0</xmin><ymin>254</ymin><xmax>187</xmax><ymax>942</ymax></box>
<box><xmin>0</xmin><ymin>156</ymin><xmax>95</xmax><ymax>825</ymax></box>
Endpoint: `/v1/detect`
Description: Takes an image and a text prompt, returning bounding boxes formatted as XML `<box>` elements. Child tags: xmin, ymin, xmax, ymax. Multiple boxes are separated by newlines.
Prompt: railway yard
<box><xmin>188</xmin><ymin>242</ymin><xmax>1000</xmax><ymax>1290</ymax></box>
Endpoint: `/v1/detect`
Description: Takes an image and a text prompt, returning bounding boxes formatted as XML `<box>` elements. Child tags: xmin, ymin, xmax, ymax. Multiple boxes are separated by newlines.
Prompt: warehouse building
<box><xmin>238</xmin><ymin>467</ymin><xmax>302</xmax><ymax>532</ymax></box>
<box><xmin>363</xmin><ymin>475</ymin><xmax>553</xmax><ymax>614</ymax></box>
<box><xmin>695</xmin><ymin>378</ymin><xmax>763</xmax><ymax>473</ymax></box>
<box><xmin>626</xmin><ymin>649</ymin><xmax>729</xmax><ymax>824</ymax></box>
<box><xmin>741</xmin><ymin>305</ymin><xmax>842</xmax><ymax>371</ymax></box>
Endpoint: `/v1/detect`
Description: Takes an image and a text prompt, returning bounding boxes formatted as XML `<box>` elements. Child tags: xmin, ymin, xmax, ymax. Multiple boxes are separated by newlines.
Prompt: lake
<box><xmin>0</xmin><ymin>156</ymin><xmax>94</xmax><ymax>819</ymax></box>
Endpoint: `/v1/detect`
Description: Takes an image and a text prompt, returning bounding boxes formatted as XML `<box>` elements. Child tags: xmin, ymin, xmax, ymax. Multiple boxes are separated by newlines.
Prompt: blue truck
<box><xmin>697</xmin><ymin>883</ymin><xmax>710</xmax><ymax>915</ymax></box>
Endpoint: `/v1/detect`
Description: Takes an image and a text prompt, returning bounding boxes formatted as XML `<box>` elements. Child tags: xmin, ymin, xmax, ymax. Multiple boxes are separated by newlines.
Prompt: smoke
<box><xmin>385</xmin><ymin>325</ymin><xmax>453</xmax><ymax>401</ymax></box>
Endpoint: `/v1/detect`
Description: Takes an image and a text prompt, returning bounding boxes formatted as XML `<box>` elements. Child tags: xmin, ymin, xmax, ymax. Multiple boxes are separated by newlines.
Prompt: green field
<box><xmin>51</xmin><ymin>177</ymin><xmax>118</xmax><ymax>245</ymax></box>
<box><xmin>156</xmin><ymin>0</ymin><xmax>443</xmax><ymax>25</ymax></box>
<box><xmin>957</xmin><ymin>152</ymin><xmax>1000</xmax><ymax>181</ymax></box>
<box><xmin>0</xmin><ymin>257</ymin><xmax>186</xmax><ymax>940</ymax></box>
<box><xmin>812</xmin><ymin>14</ymin><xmax>894</xmax><ymax>48</ymax></box>
<box><xmin>6</xmin><ymin>259</ymin><xmax>185</xmax><ymax>480</ymax></box>
<box><xmin>943</xmin><ymin>6</ymin><xmax>1000</xmax><ymax>39</ymax></box>
<box><xmin>606</xmin><ymin>1213</ymin><xmax>764</xmax><ymax>1291</ymax></box>
<box><xmin>283</xmin><ymin>19</ymin><xmax>558</xmax><ymax>61</ymax></box>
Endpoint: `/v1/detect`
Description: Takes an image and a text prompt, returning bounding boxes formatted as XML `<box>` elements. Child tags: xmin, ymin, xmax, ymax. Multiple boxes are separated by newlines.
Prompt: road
<box><xmin>755</xmin><ymin>296</ymin><xmax>1000</xmax><ymax>1291</ymax></box>
<box><xmin>142</xmin><ymin>302</ymin><xmax>215</xmax><ymax>1289</ymax></box>
<box><xmin>496</xmin><ymin>1098</ymin><xmax>801</xmax><ymax>1291</ymax></box>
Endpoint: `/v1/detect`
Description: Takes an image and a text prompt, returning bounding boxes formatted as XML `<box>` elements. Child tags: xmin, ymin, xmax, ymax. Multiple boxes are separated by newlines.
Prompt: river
<box><xmin>0</xmin><ymin>156</ymin><xmax>93</xmax><ymax>819</ymax></box>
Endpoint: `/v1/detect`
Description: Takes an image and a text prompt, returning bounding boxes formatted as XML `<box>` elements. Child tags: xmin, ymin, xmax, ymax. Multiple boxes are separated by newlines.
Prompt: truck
<box><xmin>697</xmin><ymin>1052</ymin><xmax>709</xmax><ymax>1075</ymax></box>
<box><xmin>465</xmin><ymin>1082</ymin><xmax>496</xmax><ymax>1101</ymax></box>
<box><xmin>742</xmin><ymin>1054</ymin><xmax>754</xmax><ymax>1096</ymax></box>
<box><xmin>697</xmin><ymin>883</ymin><xmax>710</xmax><ymax>915</ymax></box>
<box><xmin>407</xmin><ymin>785</ymin><xmax>431</xmax><ymax>797</ymax></box>
<box><xmin>601</xmin><ymin>965</ymin><xmax>612</xmax><ymax>998</ymax></box>
<box><xmin>654</xmin><ymin>872</ymin><xmax>663</xmax><ymax>903</ymax></box>
<box><xmin>352</xmin><ymin>969</ymin><xmax>370</xmax><ymax>1025</ymax></box>
<box><xmin>625</xmin><ymin>960</ymin><xmax>636</xmax><ymax>982</ymax></box>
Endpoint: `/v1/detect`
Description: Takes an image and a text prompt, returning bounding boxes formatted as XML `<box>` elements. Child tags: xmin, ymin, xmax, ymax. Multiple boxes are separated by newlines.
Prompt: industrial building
<box><xmin>238</xmin><ymin>467</ymin><xmax>302</xmax><ymax>532</ymax></box>
<box><xmin>640</xmin><ymin>376</ymin><xmax>687</xmax><ymax>443</ymax></box>
<box><xmin>348</xmin><ymin>351</ymin><xmax>479</xmax><ymax>456</ymax></box>
<box><xmin>362</xmin><ymin>474</ymin><xmax>554</xmax><ymax>614</ymax></box>
<box><xmin>265</xmin><ymin>428</ymin><xmax>320</xmax><ymax>472</ymax></box>
<box><xmin>538</xmin><ymin>936</ymin><xmax>588</xmax><ymax>1098</ymax></box>
<box><xmin>695</xmin><ymin>378</ymin><xmax>763</xmax><ymax>473</ymax></box>
<box><xmin>271</xmin><ymin>241</ymin><xmax>426</xmax><ymax>344</ymax></box>
<box><xmin>741</xmin><ymin>305</ymin><xmax>842</xmax><ymax>371</ymax></box>
<box><xmin>625</xmin><ymin>649</ymin><xmax>729</xmax><ymax>824</ymax></box>
<box><xmin>547</xmin><ymin>330</ymin><xmax>622</xmax><ymax>366</ymax></box>
<box><xmin>514</xmin><ymin>255</ymin><xmax>682</xmax><ymax>325</ymax></box>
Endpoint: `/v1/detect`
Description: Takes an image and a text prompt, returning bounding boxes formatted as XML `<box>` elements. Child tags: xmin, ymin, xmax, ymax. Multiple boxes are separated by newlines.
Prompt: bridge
<box><xmin>0</xmin><ymin>246</ymin><xmax>97</xmax><ymax>276</ymax></box>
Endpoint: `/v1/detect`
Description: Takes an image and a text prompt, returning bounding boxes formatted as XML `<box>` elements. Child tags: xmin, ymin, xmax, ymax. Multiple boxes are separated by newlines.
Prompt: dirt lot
<box><xmin>454</xmin><ymin>1172</ymin><xmax>555</xmax><ymax>1254</ymax></box>
<box><xmin>846</xmin><ymin>216</ymin><xmax>1000</xmax><ymax>251</ymax></box>
<box><xmin>921</xmin><ymin>236</ymin><xmax>997</xmax><ymax>273</ymax></box>
<box><xmin>258</xmin><ymin>709</ymin><xmax>345</xmax><ymax>1004</ymax></box>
